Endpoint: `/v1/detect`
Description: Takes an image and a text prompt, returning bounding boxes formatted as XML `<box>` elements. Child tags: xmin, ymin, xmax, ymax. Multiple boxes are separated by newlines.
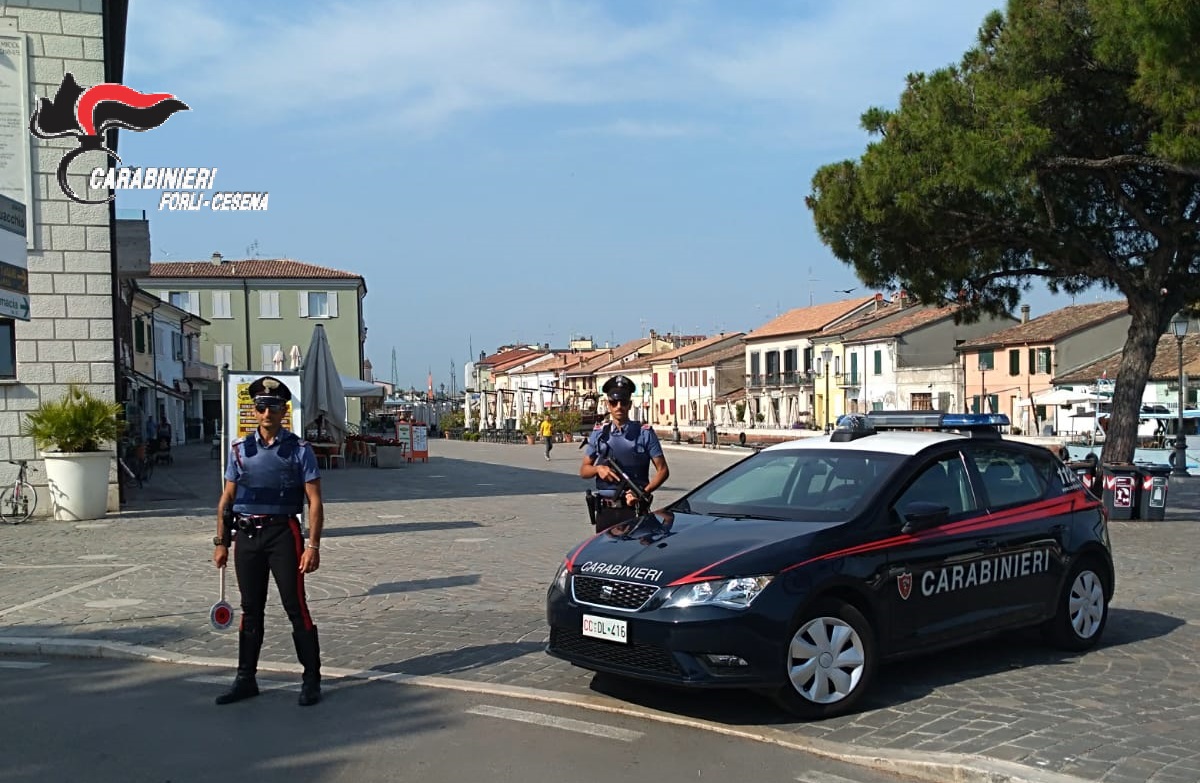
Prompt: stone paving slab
<box><xmin>2</xmin><ymin>440</ymin><xmax>1198</xmax><ymax>783</ymax></box>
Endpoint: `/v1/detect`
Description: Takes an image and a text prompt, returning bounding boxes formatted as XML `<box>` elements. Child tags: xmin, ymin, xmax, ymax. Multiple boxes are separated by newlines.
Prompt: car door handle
<box><xmin>975</xmin><ymin>538</ymin><xmax>998</xmax><ymax>550</ymax></box>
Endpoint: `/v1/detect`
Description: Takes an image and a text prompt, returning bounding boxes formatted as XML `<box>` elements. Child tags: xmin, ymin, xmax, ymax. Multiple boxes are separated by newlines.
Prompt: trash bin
<box><xmin>1067</xmin><ymin>460</ymin><xmax>1098</xmax><ymax>495</ymax></box>
<box><xmin>1100</xmin><ymin>463</ymin><xmax>1141</xmax><ymax>520</ymax></box>
<box><xmin>1136</xmin><ymin>464</ymin><xmax>1171</xmax><ymax>521</ymax></box>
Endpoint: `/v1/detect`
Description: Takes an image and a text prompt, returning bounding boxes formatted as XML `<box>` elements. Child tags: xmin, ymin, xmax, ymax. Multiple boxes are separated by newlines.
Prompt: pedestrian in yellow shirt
<box><xmin>539</xmin><ymin>413</ymin><xmax>554</xmax><ymax>461</ymax></box>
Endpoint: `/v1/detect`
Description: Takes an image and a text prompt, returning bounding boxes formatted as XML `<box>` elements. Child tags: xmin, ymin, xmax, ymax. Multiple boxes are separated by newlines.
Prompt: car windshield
<box><xmin>675</xmin><ymin>449</ymin><xmax>905</xmax><ymax>521</ymax></box>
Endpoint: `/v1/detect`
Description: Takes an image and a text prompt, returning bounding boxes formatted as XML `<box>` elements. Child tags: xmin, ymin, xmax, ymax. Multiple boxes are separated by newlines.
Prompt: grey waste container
<box><xmin>1101</xmin><ymin>463</ymin><xmax>1141</xmax><ymax>520</ymax></box>
<box><xmin>1066</xmin><ymin>460</ymin><xmax>1098</xmax><ymax>496</ymax></box>
<box><xmin>1136</xmin><ymin>464</ymin><xmax>1171</xmax><ymax>521</ymax></box>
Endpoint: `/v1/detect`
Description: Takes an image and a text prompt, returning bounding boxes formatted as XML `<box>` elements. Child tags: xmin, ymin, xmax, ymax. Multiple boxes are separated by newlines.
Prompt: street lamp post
<box><xmin>978</xmin><ymin>358</ymin><xmax>987</xmax><ymax>414</ymax></box>
<box><xmin>821</xmin><ymin>347</ymin><xmax>833</xmax><ymax>433</ymax></box>
<box><xmin>671</xmin><ymin>359</ymin><xmax>681</xmax><ymax>443</ymax></box>
<box><xmin>1172</xmin><ymin>312</ymin><xmax>1189</xmax><ymax>476</ymax></box>
<box><xmin>708</xmin><ymin>372</ymin><xmax>717</xmax><ymax>448</ymax></box>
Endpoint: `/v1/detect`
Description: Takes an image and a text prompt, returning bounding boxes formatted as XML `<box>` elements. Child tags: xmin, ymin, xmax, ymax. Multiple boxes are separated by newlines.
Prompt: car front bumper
<box><xmin>545</xmin><ymin>583</ymin><xmax>786</xmax><ymax>689</ymax></box>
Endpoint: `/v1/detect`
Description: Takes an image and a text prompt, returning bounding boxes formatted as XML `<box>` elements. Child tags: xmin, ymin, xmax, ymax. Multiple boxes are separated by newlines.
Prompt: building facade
<box><xmin>141</xmin><ymin>255</ymin><xmax>368</xmax><ymax>427</ymax></box>
<box><xmin>2</xmin><ymin>1</ymin><xmax>127</xmax><ymax>513</ymax></box>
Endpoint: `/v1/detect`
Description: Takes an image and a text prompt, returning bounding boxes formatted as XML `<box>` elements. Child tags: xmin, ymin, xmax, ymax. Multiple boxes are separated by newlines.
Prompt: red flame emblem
<box><xmin>897</xmin><ymin>571</ymin><xmax>913</xmax><ymax>600</ymax></box>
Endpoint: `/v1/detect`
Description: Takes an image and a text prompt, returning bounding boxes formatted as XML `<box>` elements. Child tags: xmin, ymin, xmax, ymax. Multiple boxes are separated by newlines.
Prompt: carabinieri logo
<box><xmin>28</xmin><ymin>73</ymin><xmax>189</xmax><ymax>204</ymax></box>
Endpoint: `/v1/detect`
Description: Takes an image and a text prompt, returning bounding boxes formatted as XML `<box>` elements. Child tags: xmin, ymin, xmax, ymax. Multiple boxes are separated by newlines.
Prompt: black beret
<box><xmin>602</xmin><ymin>375</ymin><xmax>635</xmax><ymax>400</ymax></box>
<box><xmin>248</xmin><ymin>375</ymin><xmax>293</xmax><ymax>402</ymax></box>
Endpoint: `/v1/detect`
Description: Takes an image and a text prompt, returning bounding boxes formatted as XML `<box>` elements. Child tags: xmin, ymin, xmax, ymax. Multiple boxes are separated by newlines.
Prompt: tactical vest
<box><xmin>231</xmin><ymin>431</ymin><xmax>307</xmax><ymax>515</ymax></box>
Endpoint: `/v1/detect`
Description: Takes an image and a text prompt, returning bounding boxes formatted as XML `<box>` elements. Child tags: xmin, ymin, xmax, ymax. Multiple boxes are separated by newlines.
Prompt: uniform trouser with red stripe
<box><xmin>234</xmin><ymin>518</ymin><xmax>314</xmax><ymax>635</ymax></box>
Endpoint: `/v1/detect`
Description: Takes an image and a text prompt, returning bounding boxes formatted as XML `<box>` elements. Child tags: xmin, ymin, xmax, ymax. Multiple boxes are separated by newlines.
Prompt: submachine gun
<box><xmin>585</xmin><ymin>455</ymin><xmax>653</xmax><ymax>530</ymax></box>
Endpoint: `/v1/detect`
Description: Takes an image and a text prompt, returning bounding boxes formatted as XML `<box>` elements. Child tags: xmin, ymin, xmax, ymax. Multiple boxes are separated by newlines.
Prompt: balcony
<box><xmin>746</xmin><ymin>371</ymin><xmax>815</xmax><ymax>389</ymax></box>
<box><xmin>837</xmin><ymin>372</ymin><xmax>861</xmax><ymax>388</ymax></box>
<box><xmin>184</xmin><ymin>360</ymin><xmax>219</xmax><ymax>383</ymax></box>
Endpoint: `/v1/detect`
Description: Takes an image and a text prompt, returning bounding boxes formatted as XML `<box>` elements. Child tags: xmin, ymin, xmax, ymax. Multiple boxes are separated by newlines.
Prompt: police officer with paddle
<box><xmin>213</xmin><ymin>376</ymin><xmax>325</xmax><ymax>706</ymax></box>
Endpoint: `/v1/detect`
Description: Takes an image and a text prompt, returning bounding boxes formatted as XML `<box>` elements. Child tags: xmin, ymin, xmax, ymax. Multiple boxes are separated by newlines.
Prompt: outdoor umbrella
<box><xmin>300</xmin><ymin>324</ymin><xmax>346</xmax><ymax>443</ymax></box>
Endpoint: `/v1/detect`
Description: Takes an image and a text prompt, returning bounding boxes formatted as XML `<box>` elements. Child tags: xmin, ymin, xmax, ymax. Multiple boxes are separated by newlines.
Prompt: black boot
<box><xmin>293</xmin><ymin>626</ymin><xmax>321</xmax><ymax>706</ymax></box>
<box><xmin>216</xmin><ymin>625</ymin><xmax>263</xmax><ymax>705</ymax></box>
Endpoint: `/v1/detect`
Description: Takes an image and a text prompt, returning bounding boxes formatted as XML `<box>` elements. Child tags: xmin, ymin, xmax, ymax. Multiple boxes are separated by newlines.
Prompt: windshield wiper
<box><xmin>707</xmin><ymin>512</ymin><xmax>788</xmax><ymax>521</ymax></box>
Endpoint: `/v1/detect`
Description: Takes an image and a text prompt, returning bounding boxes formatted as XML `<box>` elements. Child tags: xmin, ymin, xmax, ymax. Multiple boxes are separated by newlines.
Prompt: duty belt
<box><xmin>234</xmin><ymin>514</ymin><xmax>296</xmax><ymax>531</ymax></box>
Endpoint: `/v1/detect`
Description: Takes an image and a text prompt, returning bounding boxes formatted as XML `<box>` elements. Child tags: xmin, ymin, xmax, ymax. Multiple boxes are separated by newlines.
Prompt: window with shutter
<box><xmin>214</xmin><ymin>344</ymin><xmax>233</xmax><ymax>368</ymax></box>
<box><xmin>211</xmin><ymin>291</ymin><xmax>231</xmax><ymax>318</ymax></box>
<box><xmin>259</xmin><ymin>291</ymin><xmax>279</xmax><ymax>318</ymax></box>
<box><xmin>135</xmin><ymin>318</ymin><xmax>145</xmax><ymax>353</ymax></box>
<box><xmin>327</xmin><ymin>291</ymin><xmax>338</xmax><ymax>318</ymax></box>
<box><xmin>1009</xmin><ymin>349</ymin><xmax>1020</xmax><ymax>375</ymax></box>
<box><xmin>873</xmin><ymin>350</ymin><xmax>882</xmax><ymax>375</ymax></box>
<box><xmin>261</xmin><ymin>343</ymin><xmax>281</xmax><ymax>371</ymax></box>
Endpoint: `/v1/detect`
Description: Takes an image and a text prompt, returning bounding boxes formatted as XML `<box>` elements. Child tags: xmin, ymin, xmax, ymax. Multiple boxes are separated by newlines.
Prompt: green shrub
<box><xmin>22</xmin><ymin>384</ymin><xmax>123</xmax><ymax>453</ymax></box>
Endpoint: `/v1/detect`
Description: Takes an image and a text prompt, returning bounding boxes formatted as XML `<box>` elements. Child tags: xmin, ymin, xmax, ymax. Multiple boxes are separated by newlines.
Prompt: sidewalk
<box><xmin>2</xmin><ymin>440</ymin><xmax>1199</xmax><ymax>783</ymax></box>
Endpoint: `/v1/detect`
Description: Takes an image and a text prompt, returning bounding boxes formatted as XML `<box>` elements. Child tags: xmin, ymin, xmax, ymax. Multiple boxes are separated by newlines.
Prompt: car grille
<box><xmin>549</xmin><ymin>628</ymin><xmax>681</xmax><ymax>675</ymax></box>
<box><xmin>572</xmin><ymin>576</ymin><xmax>658</xmax><ymax>611</ymax></box>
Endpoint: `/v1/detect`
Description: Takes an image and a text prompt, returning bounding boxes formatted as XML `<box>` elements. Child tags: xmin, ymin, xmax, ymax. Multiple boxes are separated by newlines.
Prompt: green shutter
<box><xmin>1009</xmin><ymin>349</ymin><xmax>1020</xmax><ymax>376</ymax></box>
<box><xmin>135</xmin><ymin>319</ymin><xmax>144</xmax><ymax>353</ymax></box>
<box><xmin>873</xmin><ymin>350</ymin><xmax>882</xmax><ymax>375</ymax></box>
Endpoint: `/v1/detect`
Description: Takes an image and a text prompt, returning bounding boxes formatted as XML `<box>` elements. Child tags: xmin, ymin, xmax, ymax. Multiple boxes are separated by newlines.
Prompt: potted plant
<box><xmin>521</xmin><ymin>414</ymin><xmax>539</xmax><ymax>445</ymax></box>
<box><xmin>440</xmin><ymin>410</ymin><xmax>464</xmax><ymax>439</ymax></box>
<box><xmin>21</xmin><ymin>385</ymin><xmax>122</xmax><ymax>521</ymax></box>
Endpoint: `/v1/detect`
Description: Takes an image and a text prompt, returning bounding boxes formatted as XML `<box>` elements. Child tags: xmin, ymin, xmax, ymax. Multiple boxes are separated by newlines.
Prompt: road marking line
<box><xmin>377</xmin><ymin>514</ymin><xmax>405</xmax><ymax>519</ymax></box>
<box><xmin>186</xmin><ymin>675</ymin><xmax>303</xmax><ymax>691</ymax></box>
<box><xmin>795</xmin><ymin>773</ymin><xmax>869</xmax><ymax>783</ymax></box>
<box><xmin>0</xmin><ymin>565</ymin><xmax>147</xmax><ymax>618</ymax></box>
<box><xmin>466</xmin><ymin>705</ymin><xmax>642</xmax><ymax>742</ymax></box>
<box><xmin>454</xmin><ymin>538</ymin><xmax>489</xmax><ymax>543</ymax></box>
<box><xmin>0</xmin><ymin>564</ymin><xmax>138</xmax><ymax>569</ymax></box>
<box><xmin>0</xmin><ymin>661</ymin><xmax>50</xmax><ymax>669</ymax></box>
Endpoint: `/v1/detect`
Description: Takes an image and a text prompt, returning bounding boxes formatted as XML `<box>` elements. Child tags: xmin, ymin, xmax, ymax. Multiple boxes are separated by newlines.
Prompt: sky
<box><xmin>116</xmin><ymin>0</ymin><xmax>1102</xmax><ymax>392</ymax></box>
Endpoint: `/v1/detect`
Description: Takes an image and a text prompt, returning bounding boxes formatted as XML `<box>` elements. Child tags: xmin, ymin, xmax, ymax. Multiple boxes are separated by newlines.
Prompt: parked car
<box><xmin>546</xmin><ymin>411</ymin><xmax>1114</xmax><ymax>719</ymax></box>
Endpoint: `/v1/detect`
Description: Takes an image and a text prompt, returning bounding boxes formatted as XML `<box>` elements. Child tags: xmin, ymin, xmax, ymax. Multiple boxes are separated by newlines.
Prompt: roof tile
<box><xmin>958</xmin><ymin>301</ymin><xmax>1128</xmax><ymax>349</ymax></box>
<box><xmin>745</xmin><ymin>296</ymin><xmax>878</xmax><ymax>340</ymax></box>
<box><xmin>148</xmin><ymin>259</ymin><xmax>362</xmax><ymax>280</ymax></box>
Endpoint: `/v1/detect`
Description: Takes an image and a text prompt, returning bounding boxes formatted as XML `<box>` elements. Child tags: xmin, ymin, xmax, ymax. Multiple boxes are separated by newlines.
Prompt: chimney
<box><xmin>650</xmin><ymin>329</ymin><xmax>657</xmax><ymax>354</ymax></box>
<box><xmin>874</xmin><ymin>292</ymin><xmax>883</xmax><ymax>311</ymax></box>
<box><xmin>1021</xmin><ymin>305</ymin><xmax>1031</xmax><ymax>323</ymax></box>
<box><xmin>211</xmin><ymin>252</ymin><xmax>223</xmax><ymax>265</ymax></box>
<box><xmin>898</xmin><ymin>289</ymin><xmax>907</xmax><ymax>309</ymax></box>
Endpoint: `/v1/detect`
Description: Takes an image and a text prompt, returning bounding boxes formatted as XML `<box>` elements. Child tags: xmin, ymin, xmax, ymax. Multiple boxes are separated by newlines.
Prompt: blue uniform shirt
<box><xmin>225</xmin><ymin>428</ymin><xmax>320</xmax><ymax>516</ymax></box>
<box><xmin>585</xmin><ymin>420</ymin><xmax>663</xmax><ymax>492</ymax></box>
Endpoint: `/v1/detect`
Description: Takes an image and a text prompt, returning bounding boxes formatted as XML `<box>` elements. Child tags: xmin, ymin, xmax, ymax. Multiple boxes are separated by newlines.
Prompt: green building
<box><xmin>141</xmin><ymin>254</ymin><xmax>368</xmax><ymax>428</ymax></box>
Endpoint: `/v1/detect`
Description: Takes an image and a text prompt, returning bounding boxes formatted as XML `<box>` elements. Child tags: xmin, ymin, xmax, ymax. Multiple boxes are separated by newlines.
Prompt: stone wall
<box><xmin>1</xmin><ymin>0</ymin><xmax>117</xmax><ymax>513</ymax></box>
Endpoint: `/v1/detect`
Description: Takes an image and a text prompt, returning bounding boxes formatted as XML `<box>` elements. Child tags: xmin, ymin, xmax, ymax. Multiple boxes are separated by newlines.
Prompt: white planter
<box><xmin>42</xmin><ymin>451</ymin><xmax>112</xmax><ymax>521</ymax></box>
<box><xmin>374</xmin><ymin>445</ymin><xmax>407</xmax><ymax>468</ymax></box>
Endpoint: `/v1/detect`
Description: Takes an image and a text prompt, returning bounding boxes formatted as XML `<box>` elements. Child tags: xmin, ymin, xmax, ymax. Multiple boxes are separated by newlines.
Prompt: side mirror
<box><xmin>900</xmin><ymin>501</ymin><xmax>950</xmax><ymax>534</ymax></box>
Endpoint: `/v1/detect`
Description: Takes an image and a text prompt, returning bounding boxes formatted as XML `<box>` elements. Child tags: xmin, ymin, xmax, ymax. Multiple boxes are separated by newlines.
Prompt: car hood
<box><xmin>566</xmin><ymin>510</ymin><xmax>844</xmax><ymax>586</ymax></box>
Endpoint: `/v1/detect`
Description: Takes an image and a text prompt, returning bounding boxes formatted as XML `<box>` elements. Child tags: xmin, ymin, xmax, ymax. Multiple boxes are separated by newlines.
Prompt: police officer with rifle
<box><xmin>580</xmin><ymin>375</ymin><xmax>670</xmax><ymax>532</ymax></box>
<box><xmin>213</xmin><ymin>376</ymin><xmax>325</xmax><ymax>707</ymax></box>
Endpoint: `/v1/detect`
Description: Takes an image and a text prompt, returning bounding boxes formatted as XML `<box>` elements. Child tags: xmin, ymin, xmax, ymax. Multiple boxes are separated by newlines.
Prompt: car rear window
<box><xmin>971</xmin><ymin>447</ymin><xmax>1048</xmax><ymax>508</ymax></box>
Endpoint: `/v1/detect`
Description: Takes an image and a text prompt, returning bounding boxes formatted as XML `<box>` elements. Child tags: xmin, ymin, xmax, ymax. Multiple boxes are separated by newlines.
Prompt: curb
<box><xmin>0</xmin><ymin>636</ymin><xmax>1091</xmax><ymax>783</ymax></box>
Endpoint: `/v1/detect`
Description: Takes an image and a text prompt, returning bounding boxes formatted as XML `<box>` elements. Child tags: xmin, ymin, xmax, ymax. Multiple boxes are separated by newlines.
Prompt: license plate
<box><xmin>582</xmin><ymin>614</ymin><xmax>627</xmax><ymax>644</ymax></box>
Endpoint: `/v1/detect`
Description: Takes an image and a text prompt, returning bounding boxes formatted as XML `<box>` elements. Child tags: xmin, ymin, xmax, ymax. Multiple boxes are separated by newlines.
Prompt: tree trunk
<box><xmin>1102</xmin><ymin>303</ymin><xmax>1167</xmax><ymax>464</ymax></box>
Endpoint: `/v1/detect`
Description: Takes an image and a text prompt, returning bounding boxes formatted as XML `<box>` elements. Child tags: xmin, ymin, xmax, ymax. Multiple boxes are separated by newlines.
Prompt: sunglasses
<box><xmin>255</xmin><ymin>402</ymin><xmax>285</xmax><ymax>413</ymax></box>
<box><xmin>607</xmin><ymin>398</ymin><xmax>631</xmax><ymax>407</ymax></box>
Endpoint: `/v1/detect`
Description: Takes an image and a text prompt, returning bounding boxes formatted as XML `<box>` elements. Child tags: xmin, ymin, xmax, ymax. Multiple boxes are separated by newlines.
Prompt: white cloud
<box><xmin>125</xmin><ymin>0</ymin><xmax>999</xmax><ymax>139</ymax></box>
<box><xmin>567</xmin><ymin>119</ymin><xmax>712</xmax><ymax>138</ymax></box>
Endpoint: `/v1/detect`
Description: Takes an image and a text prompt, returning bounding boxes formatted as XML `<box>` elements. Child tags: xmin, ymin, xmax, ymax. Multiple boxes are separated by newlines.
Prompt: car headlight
<box><xmin>553</xmin><ymin>562</ymin><xmax>570</xmax><ymax>592</ymax></box>
<box><xmin>661</xmin><ymin>576</ymin><xmax>773</xmax><ymax>610</ymax></box>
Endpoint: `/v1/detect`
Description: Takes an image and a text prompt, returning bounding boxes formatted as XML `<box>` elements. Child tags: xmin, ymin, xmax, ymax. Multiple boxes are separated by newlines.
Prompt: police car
<box><xmin>546</xmin><ymin>412</ymin><xmax>1114</xmax><ymax>719</ymax></box>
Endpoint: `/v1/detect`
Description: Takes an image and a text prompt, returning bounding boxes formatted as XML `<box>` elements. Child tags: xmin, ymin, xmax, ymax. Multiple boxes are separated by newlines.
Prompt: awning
<box><xmin>128</xmin><ymin>370</ymin><xmax>187</xmax><ymax>400</ymax></box>
<box><xmin>339</xmin><ymin>374</ymin><xmax>384</xmax><ymax>398</ymax></box>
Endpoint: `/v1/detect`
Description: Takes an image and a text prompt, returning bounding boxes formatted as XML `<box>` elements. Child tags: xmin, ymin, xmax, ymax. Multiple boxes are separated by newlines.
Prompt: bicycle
<box><xmin>1</xmin><ymin>460</ymin><xmax>36</xmax><ymax>524</ymax></box>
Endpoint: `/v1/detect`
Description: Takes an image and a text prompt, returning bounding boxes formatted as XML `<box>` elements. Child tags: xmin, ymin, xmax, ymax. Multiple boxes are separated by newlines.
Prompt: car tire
<box><xmin>772</xmin><ymin>599</ymin><xmax>876</xmax><ymax>720</ymax></box>
<box><xmin>1042</xmin><ymin>557</ymin><xmax>1109</xmax><ymax>651</ymax></box>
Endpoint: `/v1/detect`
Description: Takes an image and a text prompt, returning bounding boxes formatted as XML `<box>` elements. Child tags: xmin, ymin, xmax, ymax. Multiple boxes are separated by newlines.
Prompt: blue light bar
<box><xmin>866</xmin><ymin>411</ymin><xmax>1010</xmax><ymax>432</ymax></box>
<box><xmin>940</xmin><ymin>413</ymin><xmax>1010</xmax><ymax>428</ymax></box>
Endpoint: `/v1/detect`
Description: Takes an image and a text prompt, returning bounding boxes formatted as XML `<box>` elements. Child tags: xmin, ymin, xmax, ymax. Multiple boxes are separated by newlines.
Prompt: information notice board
<box><xmin>394</xmin><ymin>422</ymin><xmax>429</xmax><ymax>462</ymax></box>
